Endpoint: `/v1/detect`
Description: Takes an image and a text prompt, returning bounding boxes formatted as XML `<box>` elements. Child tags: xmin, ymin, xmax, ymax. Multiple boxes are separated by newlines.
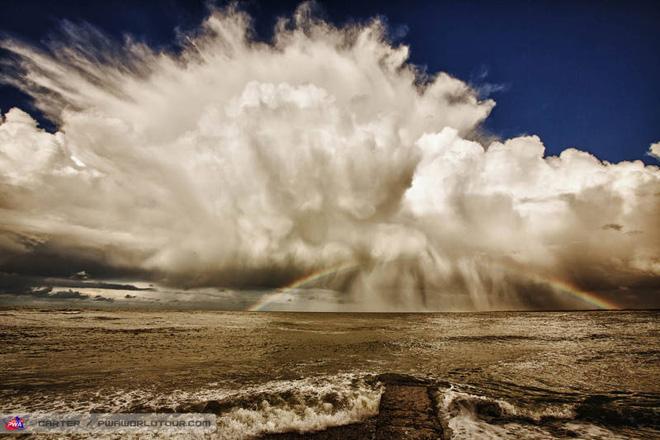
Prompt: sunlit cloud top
<box><xmin>1</xmin><ymin>3</ymin><xmax>658</xmax><ymax>311</ymax></box>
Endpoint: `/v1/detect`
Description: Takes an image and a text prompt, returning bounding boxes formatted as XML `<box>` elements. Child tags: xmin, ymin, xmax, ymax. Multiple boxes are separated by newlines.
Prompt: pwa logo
<box><xmin>4</xmin><ymin>416</ymin><xmax>26</xmax><ymax>431</ymax></box>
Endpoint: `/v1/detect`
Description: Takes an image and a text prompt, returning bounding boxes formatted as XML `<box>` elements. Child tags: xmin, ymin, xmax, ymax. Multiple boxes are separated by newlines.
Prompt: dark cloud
<box><xmin>2</xmin><ymin>286</ymin><xmax>113</xmax><ymax>303</ymax></box>
<box><xmin>0</xmin><ymin>272</ymin><xmax>153</xmax><ymax>296</ymax></box>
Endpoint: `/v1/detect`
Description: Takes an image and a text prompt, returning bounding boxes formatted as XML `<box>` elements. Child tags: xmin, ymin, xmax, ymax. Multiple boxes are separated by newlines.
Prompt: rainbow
<box><xmin>247</xmin><ymin>260</ymin><xmax>620</xmax><ymax>311</ymax></box>
<box><xmin>526</xmin><ymin>273</ymin><xmax>619</xmax><ymax>310</ymax></box>
<box><xmin>247</xmin><ymin>262</ymin><xmax>359</xmax><ymax>311</ymax></box>
<box><xmin>489</xmin><ymin>258</ymin><xmax>620</xmax><ymax>310</ymax></box>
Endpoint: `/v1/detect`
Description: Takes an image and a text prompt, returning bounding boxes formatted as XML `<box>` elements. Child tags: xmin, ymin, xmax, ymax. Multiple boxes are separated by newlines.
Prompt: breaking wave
<box><xmin>190</xmin><ymin>375</ymin><xmax>382</xmax><ymax>439</ymax></box>
<box><xmin>4</xmin><ymin>370</ymin><xmax>658</xmax><ymax>439</ymax></box>
<box><xmin>435</xmin><ymin>386</ymin><xmax>660</xmax><ymax>439</ymax></box>
<box><xmin>4</xmin><ymin>374</ymin><xmax>383</xmax><ymax>439</ymax></box>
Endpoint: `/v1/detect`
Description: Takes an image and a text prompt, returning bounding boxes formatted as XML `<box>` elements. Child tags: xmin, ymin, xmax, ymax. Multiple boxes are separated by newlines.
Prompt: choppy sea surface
<box><xmin>0</xmin><ymin>309</ymin><xmax>658</xmax><ymax>439</ymax></box>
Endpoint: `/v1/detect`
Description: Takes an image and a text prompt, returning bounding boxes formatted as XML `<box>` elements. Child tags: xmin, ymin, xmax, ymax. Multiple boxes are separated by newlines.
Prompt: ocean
<box><xmin>1</xmin><ymin>309</ymin><xmax>658</xmax><ymax>438</ymax></box>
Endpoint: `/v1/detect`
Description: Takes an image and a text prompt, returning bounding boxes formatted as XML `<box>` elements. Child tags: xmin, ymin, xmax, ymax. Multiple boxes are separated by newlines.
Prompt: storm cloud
<box><xmin>0</xmin><ymin>4</ymin><xmax>658</xmax><ymax>310</ymax></box>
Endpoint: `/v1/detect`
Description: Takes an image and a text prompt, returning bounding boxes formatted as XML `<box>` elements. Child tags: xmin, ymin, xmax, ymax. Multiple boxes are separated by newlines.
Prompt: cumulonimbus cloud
<box><xmin>0</xmin><ymin>4</ymin><xmax>658</xmax><ymax>310</ymax></box>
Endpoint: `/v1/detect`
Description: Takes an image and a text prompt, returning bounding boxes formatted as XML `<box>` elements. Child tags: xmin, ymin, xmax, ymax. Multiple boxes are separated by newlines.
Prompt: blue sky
<box><xmin>0</xmin><ymin>0</ymin><xmax>658</xmax><ymax>163</ymax></box>
<box><xmin>0</xmin><ymin>0</ymin><xmax>660</xmax><ymax>163</ymax></box>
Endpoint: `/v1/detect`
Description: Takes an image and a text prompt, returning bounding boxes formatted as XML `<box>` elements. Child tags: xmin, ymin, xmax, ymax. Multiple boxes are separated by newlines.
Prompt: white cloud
<box><xmin>0</xmin><ymin>4</ymin><xmax>658</xmax><ymax>311</ymax></box>
<box><xmin>648</xmin><ymin>141</ymin><xmax>660</xmax><ymax>160</ymax></box>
